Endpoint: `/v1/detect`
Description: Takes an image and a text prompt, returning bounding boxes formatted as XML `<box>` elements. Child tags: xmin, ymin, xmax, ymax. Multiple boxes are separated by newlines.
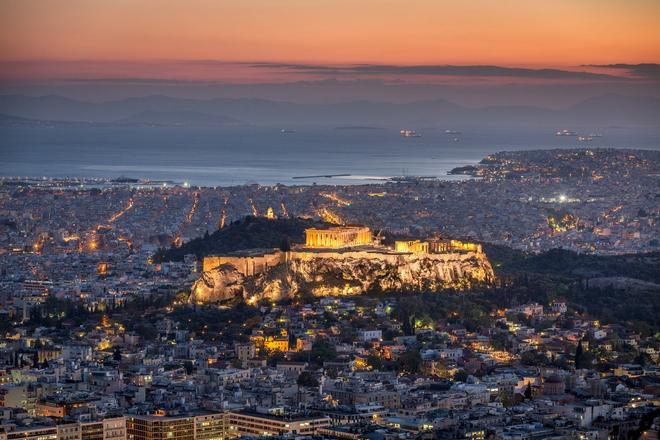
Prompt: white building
<box><xmin>358</xmin><ymin>330</ymin><xmax>382</xmax><ymax>342</ymax></box>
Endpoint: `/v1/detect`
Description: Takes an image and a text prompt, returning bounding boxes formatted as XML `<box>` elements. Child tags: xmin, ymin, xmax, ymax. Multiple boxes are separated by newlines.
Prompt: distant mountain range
<box><xmin>0</xmin><ymin>108</ymin><xmax>243</xmax><ymax>128</ymax></box>
<box><xmin>117</xmin><ymin>110</ymin><xmax>244</xmax><ymax>126</ymax></box>
<box><xmin>0</xmin><ymin>93</ymin><xmax>658</xmax><ymax>127</ymax></box>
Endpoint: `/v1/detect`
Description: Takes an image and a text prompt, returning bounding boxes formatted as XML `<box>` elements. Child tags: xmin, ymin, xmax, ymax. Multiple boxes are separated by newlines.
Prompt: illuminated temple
<box><xmin>305</xmin><ymin>226</ymin><xmax>372</xmax><ymax>248</ymax></box>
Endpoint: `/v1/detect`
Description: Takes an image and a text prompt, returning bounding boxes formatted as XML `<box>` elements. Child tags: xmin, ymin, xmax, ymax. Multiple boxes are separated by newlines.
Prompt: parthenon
<box><xmin>305</xmin><ymin>226</ymin><xmax>372</xmax><ymax>248</ymax></box>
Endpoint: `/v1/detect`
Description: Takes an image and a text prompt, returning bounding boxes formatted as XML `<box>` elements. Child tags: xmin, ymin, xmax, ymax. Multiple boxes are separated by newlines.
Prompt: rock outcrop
<box><xmin>288</xmin><ymin>252</ymin><xmax>493</xmax><ymax>296</ymax></box>
<box><xmin>189</xmin><ymin>250</ymin><xmax>494</xmax><ymax>303</ymax></box>
<box><xmin>190</xmin><ymin>264</ymin><xmax>245</xmax><ymax>303</ymax></box>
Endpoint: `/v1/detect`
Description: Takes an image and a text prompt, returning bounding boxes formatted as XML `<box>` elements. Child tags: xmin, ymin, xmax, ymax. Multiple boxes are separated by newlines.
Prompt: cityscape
<box><xmin>1</xmin><ymin>1</ymin><xmax>659</xmax><ymax>439</ymax></box>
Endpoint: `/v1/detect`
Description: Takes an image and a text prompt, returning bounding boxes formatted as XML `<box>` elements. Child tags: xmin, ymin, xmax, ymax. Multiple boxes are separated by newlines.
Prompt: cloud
<box><xmin>60</xmin><ymin>77</ymin><xmax>218</xmax><ymax>84</ymax></box>
<box><xmin>583</xmin><ymin>63</ymin><xmax>660</xmax><ymax>80</ymax></box>
<box><xmin>249</xmin><ymin>63</ymin><xmax>621</xmax><ymax>80</ymax></box>
<box><xmin>1</xmin><ymin>59</ymin><xmax>646</xmax><ymax>85</ymax></box>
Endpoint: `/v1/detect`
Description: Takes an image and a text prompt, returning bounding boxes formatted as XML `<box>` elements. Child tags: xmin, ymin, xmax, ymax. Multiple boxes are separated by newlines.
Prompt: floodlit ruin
<box><xmin>304</xmin><ymin>226</ymin><xmax>372</xmax><ymax>248</ymax></box>
<box><xmin>191</xmin><ymin>226</ymin><xmax>495</xmax><ymax>303</ymax></box>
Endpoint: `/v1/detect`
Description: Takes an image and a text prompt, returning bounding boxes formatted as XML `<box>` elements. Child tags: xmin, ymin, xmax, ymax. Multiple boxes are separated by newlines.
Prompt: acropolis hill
<box><xmin>191</xmin><ymin>225</ymin><xmax>495</xmax><ymax>304</ymax></box>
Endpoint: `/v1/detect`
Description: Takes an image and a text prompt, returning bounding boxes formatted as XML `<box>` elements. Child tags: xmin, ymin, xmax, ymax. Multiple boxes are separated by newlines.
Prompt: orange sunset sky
<box><xmin>1</xmin><ymin>0</ymin><xmax>659</xmax><ymax>82</ymax></box>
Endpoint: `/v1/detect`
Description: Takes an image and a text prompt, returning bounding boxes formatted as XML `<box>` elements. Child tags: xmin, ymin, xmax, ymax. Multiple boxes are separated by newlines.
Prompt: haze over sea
<box><xmin>2</xmin><ymin>125</ymin><xmax>659</xmax><ymax>186</ymax></box>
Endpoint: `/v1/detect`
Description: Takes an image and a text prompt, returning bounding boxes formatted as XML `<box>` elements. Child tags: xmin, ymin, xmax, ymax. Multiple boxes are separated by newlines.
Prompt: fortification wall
<box><xmin>289</xmin><ymin>249</ymin><xmax>484</xmax><ymax>265</ymax></box>
<box><xmin>194</xmin><ymin>247</ymin><xmax>494</xmax><ymax>303</ymax></box>
<box><xmin>204</xmin><ymin>247</ymin><xmax>485</xmax><ymax>275</ymax></box>
<box><xmin>203</xmin><ymin>251</ymin><xmax>284</xmax><ymax>276</ymax></box>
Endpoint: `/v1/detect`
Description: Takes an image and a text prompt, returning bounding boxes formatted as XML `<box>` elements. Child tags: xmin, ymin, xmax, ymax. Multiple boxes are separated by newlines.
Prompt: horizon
<box><xmin>1</xmin><ymin>1</ymin><xmax>659</xmax><ymax>186</ymax></box>
<box><xmin>2</xmin><ymin>62</ymin><xmax>659</xmax><ymax>106</ymax></box>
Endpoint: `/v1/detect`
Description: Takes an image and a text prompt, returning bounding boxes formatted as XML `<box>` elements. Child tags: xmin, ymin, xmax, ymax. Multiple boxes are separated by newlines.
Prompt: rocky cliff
<box><xmin>190</xmin><ymin>250</ymin><xmax>494</xmax><ymax>304</ymax></box>
<box><xmin>190</xmin><ymin>264</ymin><xmax>246</xmax><ymax>303</ymax></box>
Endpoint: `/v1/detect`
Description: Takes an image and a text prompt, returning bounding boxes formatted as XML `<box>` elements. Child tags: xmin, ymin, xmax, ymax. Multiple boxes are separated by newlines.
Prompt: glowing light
<box><xmin>185</xmin><ymin>191</ymin><xmax>200</xmax><ymax>223</ymax></box>
<box><xmin>219</xmin><ymin>208</ymin><xmax>227</xmax><ymax>229</ymax></box>
<box><xmin>219</xmin><ymin>195</ymin><xmax>229</xmax><ymax>229</ymax></box>
<box><xmin>108</xmin><ymin>197</ymin><xmax>134</xmax><ymax>223</ymax></box>
<box><xmin>317</xmin><ymin>207</ymin><xmax>343</xmax><ymax>225</ymax></box>
<box><xmin>320</xmin><ymin>192</ymin><xmax>352</xmax><ymax>206</ymax></box>
<box><xmin>248</xmin><ymin>198</ymin><xmax>258</xmax><ymax>216</ymax></box>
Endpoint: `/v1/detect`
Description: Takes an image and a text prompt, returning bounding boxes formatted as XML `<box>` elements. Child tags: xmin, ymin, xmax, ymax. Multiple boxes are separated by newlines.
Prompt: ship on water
<box><xmin>400</xmin><ymin>129</ymin><xmax>421</xmax><ymax>138</ymax></box>
<box><xmin>445</xmin><ymin>129</ymin><xmax>462</xmax><ymax>135</ymax></box>
<box><xmin>578</xmin><ymin>136</ymin><xmax>593</xmax><ymax>142</ymax></box>
<box><xmin>280</xmin><ymin>129</ymin><xmax>296</xmax><ymax>134</ymax></box>
<box><xmin>112</xmin><ymin>176</ymin><xmax>139</xmax><ymax>183</ymax></box>
<box><xmin>555</xmin><ymin>129</ymin><xmax>577</xmax><ymax>136</ymax></box>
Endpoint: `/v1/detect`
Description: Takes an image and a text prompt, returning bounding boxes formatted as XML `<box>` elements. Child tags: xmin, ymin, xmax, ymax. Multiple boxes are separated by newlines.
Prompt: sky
<box><xmin>0</xmin><ymin>0</ymin><xmax>659</xmax><ymax>104</ymax></box>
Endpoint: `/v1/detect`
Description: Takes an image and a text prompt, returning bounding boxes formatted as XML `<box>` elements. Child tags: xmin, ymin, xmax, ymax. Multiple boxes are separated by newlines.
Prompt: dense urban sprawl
<box><xmin>0</xmin><ymin>148</ymin><xmax>658</xmax><ymax>439</ymax></box>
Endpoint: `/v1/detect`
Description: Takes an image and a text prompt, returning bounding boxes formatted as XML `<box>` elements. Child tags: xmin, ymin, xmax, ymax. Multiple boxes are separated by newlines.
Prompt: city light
<box><xmin>0</xmin><ymin>1</ymin><xmax>655</xmax><ymax>434</ymax></box>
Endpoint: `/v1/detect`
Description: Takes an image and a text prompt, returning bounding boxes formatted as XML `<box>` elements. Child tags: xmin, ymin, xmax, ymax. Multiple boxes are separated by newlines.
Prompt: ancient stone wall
<box><xmin>195</xmin><ymin>247</ymin><xmax>495</xmax><ymax>303</ymax></box>
<box><xmin>203</xmin><ymin>251</ymin><xmax>284</xmax><ymax>276</ymax></box>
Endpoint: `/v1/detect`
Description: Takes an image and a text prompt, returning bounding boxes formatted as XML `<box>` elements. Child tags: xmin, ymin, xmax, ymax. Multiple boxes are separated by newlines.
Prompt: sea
<box><xmin>1</xmin><ymin>125</ymin><xmax>659</xmax><ymax>186</ymax></box>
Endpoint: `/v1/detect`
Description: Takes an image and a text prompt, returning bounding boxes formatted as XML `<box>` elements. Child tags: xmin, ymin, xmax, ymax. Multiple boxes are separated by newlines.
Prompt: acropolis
<box><xmin>194</xmin><ymin>225</ymin><xmax>495</xmax><ymax>302</ymax></box>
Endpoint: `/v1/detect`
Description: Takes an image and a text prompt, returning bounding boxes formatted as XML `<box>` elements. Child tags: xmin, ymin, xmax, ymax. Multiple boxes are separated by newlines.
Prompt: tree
<box><xmin>575</xmin><ymin>339</ymin><xmax>585</xmax><ymax>370</ymax></box>
<box><xmin>310</xmin><ymin>338</ymin><xmax>337</xmax><ymax>364</ymax></box>
<box><xmin>297</xmin><ymin>371</ymin><xmax>318</xmax><ymax>387</ymax></box>
<box><xmin>402</xmin><ymin>314</ymin><xmax>415</xmax><ymax>336</ymax></box>
<box><xmin>279</xmin><ymin>237</ymin><xmax>292</xmax><ymax>252</ymax></box>
<box><xmin>524</xmin><ymin>382</ymin><xmax>533</xmax><ymax>400</ymax></box>
<box><xmin>366</xmin><ymin>354</ymin><xmax>383</xmax><ymax>371</ymax></box>
<box><xmin>521</xmin><ymin>350</ymin><xmax>549</xmax><ymax>367</ymax></box>
<box><xmin>267</xmin><ymin>351</ymin><xmax>285</xmax><ymax>367</ymax></box>
<box><xmin>397</xmin><ymin>348</ymin><xmax>422</xmax><ymax>374</ymax></box>
<box><xmin>288</xmin><ymin>331</ymin><xmax>298</xmax><ymax>349</ymax></box>
<box><xmin>635</xmin><ymin>352</ymin><xmax>653</xmax><ymax>367</ymax></box>
<box><xmin>134</xmin><ymin>322</ymin><xmax>158</xmax><ymax>341</ymax></box>
<box><xmin>498</xmin><ymin>390</ymin><xmax>515</xmax><ymax>408</ymax></box>
<box><xmin>32</xmin><ymin>352</ymin><xmax>39</xmax><ymax>368</ymax></box>
<box><xmin>453</xmin><ymin>369</ymin><xmax>469</xmax><ymax>383</ymax></box>
<box><xmin>113</xmin><ymin>347</ymin><xmax>122</xmax><ymax>362</ymax></box>
<box><xmin>491</xmin><ymin>332</ymin><xmax>508</xmax><ymax>350</ymax></box>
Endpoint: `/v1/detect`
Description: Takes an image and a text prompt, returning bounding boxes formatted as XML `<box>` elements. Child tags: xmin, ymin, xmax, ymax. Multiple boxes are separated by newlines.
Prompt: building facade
<box><xmin>228</xmin><ymin>411</ymin><xmax>330</xmax><ymax>437</ymax></box>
